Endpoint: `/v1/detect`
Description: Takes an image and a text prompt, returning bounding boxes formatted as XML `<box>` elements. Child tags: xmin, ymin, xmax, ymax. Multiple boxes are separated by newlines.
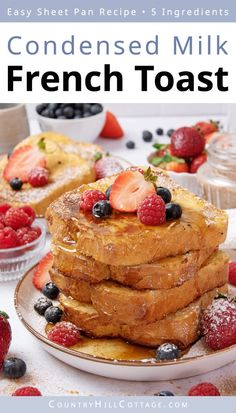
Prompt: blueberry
<box><xmin>57</xmin><ymin>116</ymin><xmax>67</xmax><ymax>119</ymax></box>
<box><xmin>55</xmin><ymin>108</ymin><xmax>63</xmax><ymax>117</ymax></box>
<box><xmin>156</xmin><ymin>128</ymin><xmax>164</xmax><ymax>136</ymax></box>
<box><xmin>105</xmin><ymin>186</ymin><xmax>112</xmax><ymax>200</ymax></box>
<box><xmin>90</xmin><ymin>104</ymin><xmax>103</xmax><ymax>115</ymax></box>
<box><xmin>63</xmin><ymin>106</ymin><xmax>75</xmax><ymax>119</ymax></box>
<box><xmin>44</xmin><ymin>306</ymin><xmax>63</xmax><ymax>323</ymax></box>
<box><xmin>74</xmin><ymin>109</ymin><xmax>82</xmax><ymax>117</ymax></box>
<box><xmin>82</xmin><ymin>112</ymin><xmax>91</xmax><ymax>118</ymax></box>
<box><xmin>166</xmin><ymin>203</ymin><xmax>182</xmax><ymax>221</ymax></box>
<box><xmin>9</xmin><ymin>178</ymin><xmax>23</xmax><ymax>191</ymax></box>
<box><xmin>92</xmin><ymin>200</ymin><xmax>112</xmax><ymax>218</ymax></box>
<box><xmin>82</xmin><ymin>104</ymin><xmax>92</xmax><ymax>113</ymax></box>
<box><xmin>156</xmin><ymin>187</ymin><xmax>172</xmax><ymax>204</ymax></box>
<box><xmin>126</xmin><ymin>141</ymin><xmax>135</xmax><ymax>149</ymax></box>
<box><xmin>156</xmin><ymin>343</ymin><xmax>180</xmax><ymax>361</ymax></box>
<box><xmin>42</xmin><ymin>282</ymin><xmax>59</xmax><ymax>300</ymax></box>
<box><xmin>74</xmin><ymin>104</ymin><xmax>83</xmax><ymax>110</ymax></box>
<box><xmin>142</xmin><ymin>130</ymin><xmax>153</xmax><ymax>142</ymax></box>
<box><xmin>36</xmin><ymin>103</ymin><xmax>48</xmax><ymax>115</ymax></box>
<box><xmin>34</xmin><ymin>297</ymin><xmax>53</xmax><ymax>315</ymax></box>
<box><xmin>3</xmin><ymin>357</ymin><xmax>27</xmax><ymax>379</ymax></box>
<box><xmin>167</xmin><ymin>129</ymin><xmax>175</xmax><ymax>137</ymax></box>
<box><xmin>48</xmin><ymin>103</ymin><xmax>59</xmax><ymax>111</ymax></box>
<box><xmin>155</xmin><ymin>391</ymin><xmax>175</xmax><ymax>396</ymax></box>
<box><xmin>41</xmin><ymin>109</ymin><xmax>50</xmax><ymax>118</ymax></box>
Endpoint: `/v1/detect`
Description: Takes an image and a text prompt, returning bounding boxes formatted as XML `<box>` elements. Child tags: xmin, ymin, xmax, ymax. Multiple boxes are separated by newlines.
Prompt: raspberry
<box><xmin>16</xmin><ymin>227</ymin><xmax>40</xmax><ymax>246</ymax></box>
<box><xmin>0</xmin><ymin>213</ymin><xmax>5</xmax><ymax>226</ymax></box>
<box><xmin>201</xmin><ymin>298</ymin><xmax>236</xmax><ymax>350</ymax></box>
<box><xmin>12</xmin><ymin>386</ymin><xmax>42</xmax><ymax>396</ymax></box>
<box><xmin>4</xmin><ymin>208</ymin><xmax>30</xmax><ymax>229</ymax></box>
<box><xmin>137</xmin><ymin>194</ymin><xmax>166</xmax><ymax>226</ymax></box>
<box><xmin>47</xmin><ymin>321</ymin><xmax>81</xmax><ymax>347</ymax></box>
<box><xmin>80</xmin><ymin>190</ymin><xmax>106</xmax><ymax>212</ymax></box>
<box><xmin>0</xmin><ymin>223</ymin><xmax>4</xmax><ymax>230</ymax></box>
<box><xmin>19</xmin><ymin>206</ymin><xmax>36</xmax><ymax>225</ymax></box>
<box><xmin>0</xmin><ymin>227</ymin><xmax>18</xmax><ymax>249</ymax></box>
<box><xmin>228</xmin><ymin>262</ymin><xmax>236</xmax><ymax>286</ymax></box>
<box><xmin>28</xmin><ymin>167</ymin><xmax>49</xmax><ymax>187</ymax></box>
<box><xmin>31</xmin><ymin>226</ymin><xmax>42</xmax><ymax>236</ymax></box>
<box><xmin>188</xmin><ymin>383</ymin><xmax>220</xmax><ymax>396</ymax></box>
<box><xmin>0</xmin><ymin>203</ymin><xmax>11</xmax><ymax>214</ymax></box>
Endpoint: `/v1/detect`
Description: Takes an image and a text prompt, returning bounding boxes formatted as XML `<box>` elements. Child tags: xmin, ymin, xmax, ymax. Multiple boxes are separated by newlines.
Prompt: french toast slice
<box><xmin>52</xmin><ymin>241</ymin><xmax>215</xmax><ymax>289</ymax></box>
<box><xmin>51</xmin><ymin>251</ymin><xmax>229</xmax><ymax>325</ymax></box>
<box><xmin>46</xmin><ymin>168</ymin><xmax>228</xmax><ymax>265</ymax></box>
<box><xmin>60</xmin><ymin>284</ymin><xmax>228</xmax><ymax>349</ymax></box>
<box><xmin>0</xmin><ymin>132</ymin><xmax>101</xmax><ymax>216</ymax></box>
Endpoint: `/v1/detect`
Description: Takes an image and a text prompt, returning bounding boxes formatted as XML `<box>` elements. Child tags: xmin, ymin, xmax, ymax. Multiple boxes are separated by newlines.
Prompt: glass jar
<box><xmin>197</xmin><ymin>134</ymin><xmax>236</xmax><ymax>209</ymax></box>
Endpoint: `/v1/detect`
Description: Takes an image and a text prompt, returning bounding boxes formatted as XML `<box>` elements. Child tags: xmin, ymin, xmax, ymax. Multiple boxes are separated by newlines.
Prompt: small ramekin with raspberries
<box><xmin>0</xmin><ymin>204</ymin><xmax>46</xmax><ymax>281</ymax></box>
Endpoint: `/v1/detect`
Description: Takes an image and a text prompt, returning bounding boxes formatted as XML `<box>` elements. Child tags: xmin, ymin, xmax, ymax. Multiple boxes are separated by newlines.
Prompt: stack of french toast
<box><xmin>46</xmin><ymin>167</ymin><xmax>229</xmax><ymax>349</ymax></box>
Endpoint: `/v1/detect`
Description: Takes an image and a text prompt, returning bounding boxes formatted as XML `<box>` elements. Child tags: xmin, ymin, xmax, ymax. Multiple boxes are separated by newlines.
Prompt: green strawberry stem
<box><xmin>0</xmin><ymin>311</ymin><xmax>9</xmax><ymax>319</ymax></box>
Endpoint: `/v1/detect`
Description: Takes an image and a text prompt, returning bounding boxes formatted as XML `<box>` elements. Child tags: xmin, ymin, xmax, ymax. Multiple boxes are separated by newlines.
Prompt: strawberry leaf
<box><xmin>150</xmin><ymin>157</ymin><xmax>163</xmax><ymax>166</ymax></box>
<box><xmin>0</xmin><ymin>311</ymin><xmax>9</xmax><ymax>319</ymax></box>
<box><xmin>144</xmin><ymin>167</ymin><xmax>157</xmax><ymax>183</ymax></box>
<box><xmin>152</xmin><ymin>143</ymin><xmax>168</xmax><ymax>151</ymax></box>
<box><xmin>94</xmin><ymin>152</ymin><xmax>103</xmax><ymax>162</ymax></box>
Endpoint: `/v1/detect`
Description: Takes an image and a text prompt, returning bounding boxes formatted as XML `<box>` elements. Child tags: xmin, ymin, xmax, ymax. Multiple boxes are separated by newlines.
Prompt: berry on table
<box><xmin>165</xmin><ymin>203</ymin><xmax>182</xmax><ymax>221</ymax></box>
<box><xmin>137</xmin><ymin>194</ymin><xmax>166</xmax><ymax>226</ymax></box>
<box><xmin>3</xmin><ymin>357</ymin><xmax>26</xmax><ymax>379</ymax></box>
<box><xmin>47</xmin><ymin>321</ymin><xmax>81</xmax><ymax>347</ymax></box>
<box><xmin>156</xmin><ymin>187</ymin><xmax>172</xmax><ymax>204</ymax></box>
<box><xmin>126</xmin><ymin>140</ymin><xmax>135</xmax><ymax>149</ymax></box>
<box><xmin>0</xmin><ymin>311</ymin><xmax>12</xmax><ymax>368</ymax></box>
<box><xmin>167</xmin><ymin>129</ymin><xmax>175</xmax><ymax>137</ymax></box>
<box><xmin>201</xmin><ymin>297</ymin><xmax>236</xmax><ymax>350</ymax></box>
<box><xmin>0</xmin><ymin>227</ymin><xmax>18</xmax><ymax>249</ymax></box>
<box><xmin>92</xmin><ymin>200</ymin><xmax>113</xmax><ymax>218</ymax></box>
<box><xmin>9</xmin><ymin>178</ymin><xmax>23</xmax><ymax>191</ymax></box>
<box><xmin>80</xmin><ymin>190</ymin><xmax>107</xmax><ymax>213</ymax></box>
<box><xmin>4</xmin><ymin>208</ymin><xmax>31</xmax><ymax>230</ymax></box>
<box><xmin>34</xmin><ymin>297</ymin><xmax>52</xmax><ymax>316</ymax></box>
<box><xmin>12</xmin><ymin>386</ymin><xmax>42</xmax><ymax>396</ymax></box>
<box><xmin>42</xmin><ymin>282</ymin><xmax>59</xmax><ymax>300</ymax></box>
<box><xmin>44</xmin><ymin>306</ymin><xmax>63</xmax><ymax>324</ymax></box>
<box><xmin>188</xmin><ymin>382</ymin><xmax>220</xmax><ymax>396</ymax></box>
<box><xmin>100</xmin><ymin>111</ymin><xmax>124</xmax><ymax>139</ymax></box>
<box><xmin>28</xmin><ymin>167</ymin><xmax>49</xmax><ymax>188</ymax></box>
<box><xmin>156</xmin><ymin>128</ymin><xmax>164</xmax><ymax>136</ymax></box>
<box><xmin>155</xmin><ymin>391</ymin><xmax>175</xmax><ymax>396</ymax></box>
<box><xmin>142</xmin><ymin>130</ymin><xmax>153</xmax><ymax>142</ymax></box>
<box><xmin>156</xmin><ymin>343</ymin><xmax>180</xmax><ymax>361</ymax></box>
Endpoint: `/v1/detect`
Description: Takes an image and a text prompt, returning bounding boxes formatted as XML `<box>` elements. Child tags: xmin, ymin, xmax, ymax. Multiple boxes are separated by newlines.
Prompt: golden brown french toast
<box><xmin>0</xmin><ymin>132</ymin><xmax>101</xmax><ymax>216</ymax></box>
<box><xmin>46</xmin><ymin>168</ymin><xmax>228</xmax><ymax>265</ymax></box>
<box><xmin>52</xmin><ymin>241</ymin><xmax>215</xmax><ymax>289</ymax></box>
<box><xmin>51</xmin><ymin>251</ymin><xmax>229</xmax><ymax>325</ymax></box>
<box><xmin>60</xmin><ymin>285</ymin><xmax>228</xmax><ymax>349</ymax></box>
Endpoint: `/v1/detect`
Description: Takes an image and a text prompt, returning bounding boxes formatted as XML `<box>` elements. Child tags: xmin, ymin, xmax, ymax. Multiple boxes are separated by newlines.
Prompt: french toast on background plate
<box><xmin>0</xmin><ymin>132</ymin><xmax>104</xmax><ymax>216</ymax></box>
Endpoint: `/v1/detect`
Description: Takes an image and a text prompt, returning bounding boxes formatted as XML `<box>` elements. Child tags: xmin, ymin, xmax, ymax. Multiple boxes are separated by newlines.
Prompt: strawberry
<box><xmin>100</xmin><ymin>112</ymin><xmax>124</xmax><ymax>139</ymax></box>
<box><xmin>110</xmin><ymin>169</ymin><xmax>156</xmax><ymax>212</ymax></box>
<box><xmin>0</xmin><ymin>311</ymin><xmax>12</xmax><ymax>369</ymax></box>
<box><xmin>94</xmin><ymin>157</ymin><xmax>123</xmax><ymax>180</ymax></box>
<box><xmin>194</xmin><ymin>120</ymin><xmax>219</xmax><ymax>137</ymax></box>
<box><xmin>32</xmin><ymin>252</ymin><xmax>53</xmax><ymax>291</ymax></box>
<box><xmin>228</xmin><ymin>262</ymin><xmax>236</xmax><ymax>286</ymax></box>
<box><xmin>201</xmin><ymin>297</ymin><xmax>236</xmax><ymax>350</ymax></box>
<box><xmin>190</xmin><ymin>153</ymin><xmax>207</xmax><ymax>173</ymax></box>
<box><xmin>3</xmin><ymin>145</ymin><xmax>46</xmax><ymax>183</ymax></box>
<box><xmin>165</xmin><ymin>161</ymin><xmax>189</xmax><ymax>173</ymax></box>
<box><xmin>170</xmin><ymin>127</ymin><xmax>205</xmax><ymax>158</ymax></box>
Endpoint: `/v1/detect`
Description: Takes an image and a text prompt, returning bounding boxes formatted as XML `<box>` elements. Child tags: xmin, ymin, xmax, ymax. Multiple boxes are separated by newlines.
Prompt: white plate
<box><xmin>15</xmin><ymin>267</ymin><xmax>236</xmax><ymax>382</ymax></box>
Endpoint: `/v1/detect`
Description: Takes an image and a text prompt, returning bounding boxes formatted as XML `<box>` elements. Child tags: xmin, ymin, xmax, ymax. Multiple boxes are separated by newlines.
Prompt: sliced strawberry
<box><xmin>190</xmin><ymin>153</ymin><xmax>207</xmax><ymax>173</ymax></box>
<box><xmin>100</xmin><ymin>112</ymin><xmax>124</xmax><ymax>139</ymax></box>
<box><xmin>3</xmin><ymin>145</ymin><xmax>46</xmax><ymax>183</ymax></box>
<box><xmin>32</xmin><ymin>252</ymin><xmax>53</xmax><ymax>291</ymax></box>
<box><xmin>165</xmin><ymin>161</ymin><xmax>189</xmax><ymax>173</ymax></box>
<box><xmin>110</xmin><ymin>170</ymin><xmax>156</xmax><ymax>212</ymax></box>
<box><xmin>194</xmin><ymin>120</ymin><xmax>219</xmax><ymax>137</ymax></box>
